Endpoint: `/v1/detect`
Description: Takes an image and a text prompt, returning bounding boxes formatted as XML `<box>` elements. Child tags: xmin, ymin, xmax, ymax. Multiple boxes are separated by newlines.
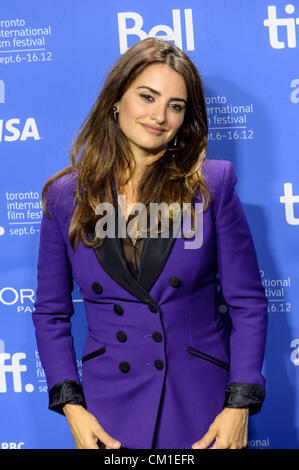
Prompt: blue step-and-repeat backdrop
<box><xmin>0</xmin><ymin>0</ymin><xmax>298</xmax><ymax>449</ymax></box>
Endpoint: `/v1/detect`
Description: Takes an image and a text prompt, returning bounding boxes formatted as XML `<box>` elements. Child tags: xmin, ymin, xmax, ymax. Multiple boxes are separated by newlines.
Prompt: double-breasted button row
<box><xmin>91</xmin><ymin>283</ymin><xmax>161</xmax><ymax>318</ymax></box>
<box><xmin>114</xmin><ymin>303</ymin><xmax>159</xmax><ymax>316</ymax></box>
<box><xmin>117</xmin><ymin>330</ymin><xmax>163</xmax><ymax>343</ymax></box>
<box><xmin>90</xmin><ymin>296</ymin><xmax>157</xmax><ymax>317</ymax></box>
<box><xmin>119</xmin><ymin>359</ymin><xmax>164</xmax><ymax>373</ymax></box>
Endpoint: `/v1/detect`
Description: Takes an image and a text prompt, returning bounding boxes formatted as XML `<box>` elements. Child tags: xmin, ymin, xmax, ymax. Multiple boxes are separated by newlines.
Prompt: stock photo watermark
<box><xmin>94</xmin><ymin>195</ymin><xmax>204</xmax><ymax>249</ymax></box>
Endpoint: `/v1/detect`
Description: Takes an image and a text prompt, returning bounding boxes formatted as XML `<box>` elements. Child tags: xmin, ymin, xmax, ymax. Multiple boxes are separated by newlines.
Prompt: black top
<box><xmin>121</xmin><ymin>214</ymin><xmax>145</xmax><ymax>280</ymax></box>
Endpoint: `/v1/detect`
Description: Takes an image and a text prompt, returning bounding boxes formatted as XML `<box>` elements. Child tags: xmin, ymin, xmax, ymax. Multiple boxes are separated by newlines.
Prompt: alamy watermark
<box><xmin>94</xmin><ymin>195</ymin><xmax>204</xmax><ymax>249</ymax></box>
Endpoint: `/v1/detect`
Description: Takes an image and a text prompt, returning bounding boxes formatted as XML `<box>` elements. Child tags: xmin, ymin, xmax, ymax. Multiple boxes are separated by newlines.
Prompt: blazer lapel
<box><xmin>137</xmin><ymin>220</ymin><xmax>177</xmax><ymax>292</ymax></box>
<box><xmin>88</xmin><ymin>224</ymin><xmax>156</xmax><ymax>304</ymax></box>
<box><xmin>88</xmin><ymin>185</ymin><xmax>178</xmax><ymax>303</ymax></box>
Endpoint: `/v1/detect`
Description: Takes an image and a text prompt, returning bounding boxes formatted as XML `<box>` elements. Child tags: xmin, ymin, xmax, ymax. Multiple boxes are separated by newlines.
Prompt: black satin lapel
<box><xmin>87</xmin><ymin>197</ymin><xmax>156</xmax><ymax>305</ymax></box>
<box><xmin>137</xmin><ymin>221</ymin><xmax>177</xmax><ymax>293</ymax></box>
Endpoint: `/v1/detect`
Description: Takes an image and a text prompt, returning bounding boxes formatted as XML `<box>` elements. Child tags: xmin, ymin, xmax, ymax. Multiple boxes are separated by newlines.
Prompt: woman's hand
<box><xmin>191</xmin><ymin>407</ymin><xmax>249</xmax><ymax>449</ymax></box>
<box><xmin>63</xmin><ymin>404</ymin><xmax>122</xmax><ymax>449</ymax></box>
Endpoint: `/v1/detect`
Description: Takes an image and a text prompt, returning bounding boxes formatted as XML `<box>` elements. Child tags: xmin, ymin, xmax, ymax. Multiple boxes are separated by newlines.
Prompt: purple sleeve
<box><xmin>32</xmin><ymin>180</ymin><xmax>82</xmax><ymax>396</ymax></box>
<box><xmin>214</xmin><ymin>161</ymin><xmax>268</xmax><ymax>387</ymax></box>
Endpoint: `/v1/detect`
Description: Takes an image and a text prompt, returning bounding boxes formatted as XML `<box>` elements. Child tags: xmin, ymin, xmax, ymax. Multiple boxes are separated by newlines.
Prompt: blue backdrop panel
<box><xmin>0</xmin><ymin>0</ymin><xmax>298</xmax><ymax>449</ymax></box>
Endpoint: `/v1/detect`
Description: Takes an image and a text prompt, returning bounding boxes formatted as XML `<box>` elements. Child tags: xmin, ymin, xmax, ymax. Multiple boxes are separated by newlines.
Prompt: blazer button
<box><xmin>114</xmin><ymin>304</ymin><xmax>123</xmax><ymax>315</ymax></box>
<box><xmin>92</xmin><ymin>282</ymin><xmax>103</xmax><ymax>294</ymax></box>
<box><xmin>168</xmin><ymin>276</ymin><xmax>181</xmax><ymax>288</ymax></box>
<box><xmin>152</xmin><ymin>332</ymin><xmax>162</xmax><ymax>342</ymax></box>
<box><xmin>116</xmin><ymin>330</ymin><xmax>127</xmax><ymax>342</ymax></box>
<box><xmin>148</xmin><ymin>304</ymin><xmax>158</xmax><ymax>313</ymax></box>
<box><xmin>119</xmin><ymin>361</ymin><xmax>130</xmax><ymax>373</ymax></box>
<box><xmin>154</xmin><ymin>359</ymin><xmax>164</xmax><ymax>370</ymax></box>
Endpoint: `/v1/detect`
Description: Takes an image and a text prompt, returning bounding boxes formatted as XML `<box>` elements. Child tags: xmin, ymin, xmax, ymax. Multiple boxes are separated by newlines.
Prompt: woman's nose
<box><xmin>150</xmin><ymin>104</ymin><xmax>167</xmax><ymax>124</ymax></box>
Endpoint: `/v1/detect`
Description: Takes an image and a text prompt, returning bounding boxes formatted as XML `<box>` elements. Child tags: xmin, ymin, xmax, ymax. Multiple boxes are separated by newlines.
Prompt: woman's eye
<box><xmin>170</xmin><ymin>103</ymin><xmax>184</xmax><ymax>112</ymax></box>
<box><xmin>140</xmin><ymin>94</ymin><xmax>154</xmax><ymax>102</ymax></box>
<box><xmin>139</xmin><ymin>94</ymin><xmax>185</xmax><ymax>112</ymax></box>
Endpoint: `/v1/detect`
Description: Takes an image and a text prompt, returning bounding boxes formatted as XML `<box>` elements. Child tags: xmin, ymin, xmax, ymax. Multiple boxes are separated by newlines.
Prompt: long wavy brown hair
<box><xmin>42</xmin><ymin>37</ymin><xmax>210</xmax><ymax>251</ymax></box>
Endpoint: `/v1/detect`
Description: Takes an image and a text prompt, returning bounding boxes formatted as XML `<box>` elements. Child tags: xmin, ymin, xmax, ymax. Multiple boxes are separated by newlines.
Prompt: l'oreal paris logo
<box><xmin>0</xmin><ymin>287</ymin><xmax>35</xmax><ymax>306</ymax></box>
<box><xmin>264</xmin><ymin>4</ymin><xmax>299</xmax><ymax>49</ymax></box>
<box><xmin>118</xmin><ymin>9</ymin><xmax>195</xmax><ymax>54</ymax></box>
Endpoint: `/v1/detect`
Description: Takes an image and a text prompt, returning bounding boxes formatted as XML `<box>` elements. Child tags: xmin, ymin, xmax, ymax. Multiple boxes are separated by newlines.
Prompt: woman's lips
<box><xmin>140</xmin><ymin>123</ymin><xmax>166</xmax><ymax>135</ymax></box>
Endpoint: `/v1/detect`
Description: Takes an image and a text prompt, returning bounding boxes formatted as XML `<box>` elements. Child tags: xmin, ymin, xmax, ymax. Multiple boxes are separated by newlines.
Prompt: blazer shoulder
<box><xmin>202</xmin><ymin>157</ymin><xmax>237</xmax><ymax>188</ymax></box>
<box><xmin>202</xmin><ymin>158</ymin><xmax>236</xmax><ymax>184</ymax></box>
<box><xmin>43</xmin><ymin>169</ymin><xmax>78</xmax><ymax>221</ymax></box>
<box><xmin>199</xmin><ymin>158</ymin><xmax>238</xmax><ymax>209</ymax></box>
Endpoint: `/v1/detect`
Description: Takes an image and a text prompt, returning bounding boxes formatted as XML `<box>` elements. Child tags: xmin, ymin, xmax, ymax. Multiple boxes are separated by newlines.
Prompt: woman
<box><xmin>32</xmin><ymin>38</ymin><xmax>268</xmax><ymax>450</ymax></box>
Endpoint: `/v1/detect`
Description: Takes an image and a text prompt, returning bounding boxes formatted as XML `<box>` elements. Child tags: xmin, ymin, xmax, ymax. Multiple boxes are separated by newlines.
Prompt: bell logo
<box><xmin>118</xmin><ymin>9</ymin><xmax>195</xmax><ymax>54</ymax></box>
<box><xmin>264</xmin><ymin>4</ymin><xmax>299</xmax><ymax>49</ymax></box>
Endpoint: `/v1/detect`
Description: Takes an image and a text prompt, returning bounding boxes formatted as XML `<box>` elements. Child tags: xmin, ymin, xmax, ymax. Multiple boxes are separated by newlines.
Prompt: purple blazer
<box><xmin>32</xmin><ymin>158</ymin><xmax>268</xmax><ymax>449</ymax></box>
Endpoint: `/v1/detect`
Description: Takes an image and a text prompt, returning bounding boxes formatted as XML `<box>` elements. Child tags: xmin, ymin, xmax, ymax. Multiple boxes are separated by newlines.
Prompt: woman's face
<box><xmin>114</xmin><ymin>63</ymin><xmax>187</xmax><ymax>158</ymax></box>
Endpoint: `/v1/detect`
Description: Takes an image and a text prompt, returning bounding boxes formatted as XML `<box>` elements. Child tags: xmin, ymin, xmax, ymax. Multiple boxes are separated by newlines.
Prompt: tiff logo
<box><xmin>0</xmin><ymin>352</ymin><xmax>27</xmax><ymax>392</ymax></box>
<box><xmin>280</xmin><ymin>183</ymin><xmax>299</xmax><ymax>225</ymax></box>
<box><xmin>118</xmin><ymin>9</ymin><xmax>194</xmax><ymax>54</ymax></box>
<box><xmin>0</xmin><ymin>80</ymin><xmax>4</xmax><ymax>104</ymax></box>
<box><xmin>264</xmin><ymin>4</ymin><xmax>299</xmax><ymax>49</ymax></box>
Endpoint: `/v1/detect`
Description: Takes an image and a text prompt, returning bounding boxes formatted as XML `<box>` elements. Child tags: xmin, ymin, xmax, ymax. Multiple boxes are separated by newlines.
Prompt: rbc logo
<box><xmin>1</xmin><ymin>442</ymin><xmax>25</xmax><ymax>449</ymax></box>
<box><xmin>118</xmin><ymin>9</ymin><xmax>195</xmax><ymax>54</ymax></box>
<box><xmin>264</xmin><ymin>4</ymin><xmax>299</xmax><ymax>49</ymax></box>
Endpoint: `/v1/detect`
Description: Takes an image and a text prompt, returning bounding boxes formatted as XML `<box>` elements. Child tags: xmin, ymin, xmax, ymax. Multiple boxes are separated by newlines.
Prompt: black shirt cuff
<box><xmin>223</xmin><ymin>382</ymin><xmax>265</xmax><ymax>416</ymax></box>
<box><xmin>48</xmin><ymin>380</ymin><xmax>87</xmax><ymax>416</ymax></box>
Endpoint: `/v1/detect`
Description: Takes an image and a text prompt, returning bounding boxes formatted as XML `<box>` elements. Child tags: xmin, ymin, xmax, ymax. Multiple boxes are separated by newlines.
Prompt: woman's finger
<box><xmin>95</xmin><ymin>425</ymin><xmax>122</xmax><ymax>449</ymax></box>
<box><xmin>192</xmin><ymin>426</ymin><xmax>217</xmax><ymax>449</ymax></box>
